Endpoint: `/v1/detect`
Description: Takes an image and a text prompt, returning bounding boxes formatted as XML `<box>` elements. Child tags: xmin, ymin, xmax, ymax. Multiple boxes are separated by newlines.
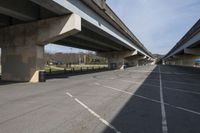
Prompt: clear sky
<box><xmin>45</xmin><ymin>0</ymin><xmax>200</xmax><ymax>55</ymax></box>
<box><xmin>107</xmin><ymin>0</ymin><xmax>200</xmax><ymax>54</ymax></box>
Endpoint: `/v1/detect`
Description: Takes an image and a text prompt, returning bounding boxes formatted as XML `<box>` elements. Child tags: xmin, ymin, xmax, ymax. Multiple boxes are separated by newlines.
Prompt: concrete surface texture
<box><xmin>0</xmin><ymin>13</ymin><xmax>81</xmax><ymax>82</ymax></box>
<box><xmin>0</xmin><ymin>65</ymin><xmax>200</xmax><ymax>133</ymax></box>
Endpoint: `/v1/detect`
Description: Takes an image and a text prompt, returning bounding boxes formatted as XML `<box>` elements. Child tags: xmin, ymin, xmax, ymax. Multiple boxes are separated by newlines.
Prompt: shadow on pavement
<box><xmin>46</xmin><ymin>69</ymin><xmax>110</xmax><ymax>80</ymax></box>
<box><xmin>0</xmin><ymin>80</ymin><xmax>23</xmax><ymax>86</ymax></box>
<box><xmin>102</xmin><ymin>65</ymin><xmax>200</xmax><ymax>133</ymax></box>
<box><xmin>102</xmin><ymin>66</ymin><xmax>163</xmax><ymax>133</ymax></box>
<box><xmin>0</xmin><ymin>69</ymin><xmax>110</xmax><ymax>85</ymax></box>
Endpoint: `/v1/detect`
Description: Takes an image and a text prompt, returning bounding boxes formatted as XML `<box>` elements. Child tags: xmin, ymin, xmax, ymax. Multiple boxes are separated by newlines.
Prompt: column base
<box><xmin>1</xmin><ymin>45</ymin><xmax>44</xmax><ymax>82</ymax></box>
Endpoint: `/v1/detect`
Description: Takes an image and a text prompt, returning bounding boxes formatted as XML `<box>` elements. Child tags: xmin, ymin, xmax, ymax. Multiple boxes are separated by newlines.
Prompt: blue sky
<box><xmin>45</xmin><ymin>0</ymin><xmax>200</xmax><ymax>54</ymax></box>
<box><xmin>107</xmin><ymin>0</ymin><xmax>200</xmax><ymax>54</ymax></box>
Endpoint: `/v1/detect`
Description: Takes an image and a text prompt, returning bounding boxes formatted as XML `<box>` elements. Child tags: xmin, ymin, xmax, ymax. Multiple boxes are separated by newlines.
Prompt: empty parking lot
<box><xmin>0</xmin><ymin>65</ymin><xmax>200</xmax><ymax>133</ymax></box>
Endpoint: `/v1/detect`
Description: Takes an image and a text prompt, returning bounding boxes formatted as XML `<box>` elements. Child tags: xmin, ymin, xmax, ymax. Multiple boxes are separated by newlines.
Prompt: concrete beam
<box><xmin>56</xmin><ymin>40</ymin><xmax>101</xmax><ymax>52</ymax></box>
<box><xmin>74</xmin><ymin>34</ymin><xmax>121</xmax><ymax>51</ymax></box>
<box><xmin>62</xmin><ymin>36</ymin><xmax>110</xmax><ymax>51</ymax></box>
<box><xmin>126</xmin><ymin>55</ymin><xmax>146</xmax><ymax>60</ymax></box>
<box><xmin>165</xmin><ymin>31</ymin><xmax>200</xmax><ymax>59</ymax></box>
<box><xmin>0</xmin><ymin>14</ymin><xmax>81</xmax><ymax>47</ymax></box>
<box><xmin>0</xmin><ymin>0</ymin><xmax>39</xmax><ymax>21</ymax></box>
<box><xmin>184</xmin><ymin>48</ymin><xmax>200</xmax><ymax>56</ymax></box>
<box><xmin>93</xmin><ymin>0</ymin><xmax>106</xmax><ymax>10</ymax></box>
<box><xmin>98</xmin><ymin>51</ymin><xmax>139</xmax><ymax>59</ymax></box>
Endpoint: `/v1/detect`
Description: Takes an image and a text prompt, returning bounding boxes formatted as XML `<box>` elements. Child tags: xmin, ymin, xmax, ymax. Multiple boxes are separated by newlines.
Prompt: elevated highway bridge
<box><xmin>0</xmin><ymin>0</ymin><xmax>153</xmax><ymax>82</ymax></box>
<box><xmin>163</xmin><ymin>19</ymin><xmax>200</xmax><ymax>66</ymax></box>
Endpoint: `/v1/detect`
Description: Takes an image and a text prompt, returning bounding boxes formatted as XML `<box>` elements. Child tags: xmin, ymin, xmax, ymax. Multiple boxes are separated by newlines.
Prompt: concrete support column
<box><xmin>125</xmin><ymin>55</ymin><xmax>147</xmax><ymax>67</ymax></box>
<box><xmin>0</xmin><ymin>13</ymin><xmax>81</xmax><ymax>82</ymax></box>
<box><xmin>2</xmin><ymin>45</ymin><xmax>44</xmax><ymax>82</ymax></box>
<box><xmin>125</xmin><ymin>59</ymin><xmax>138</xmax><ymax>67</ymax></box>
<box><xmin>108</xmin><ymin>56</ymin><xmax>125</xmax><ymax>69</ymax></box>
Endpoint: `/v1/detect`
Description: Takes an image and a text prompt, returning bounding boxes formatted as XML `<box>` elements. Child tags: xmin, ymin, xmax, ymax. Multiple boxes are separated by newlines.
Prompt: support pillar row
<box><xmin>97</xmin><ymin>51</ymin><xmax>138</xmax><ymax>69</ymax></box>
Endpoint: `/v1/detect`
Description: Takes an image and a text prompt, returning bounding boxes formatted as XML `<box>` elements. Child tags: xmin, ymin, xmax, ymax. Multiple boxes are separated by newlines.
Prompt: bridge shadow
<box><xmin>0</xmin><ymin>68</ymin><xmax>110</xmax><ymax>85</ymax></box>
<box><xmin>101</xmin><ymin>65</ymin><xmax>200</xmax><ymax>133</ymax></box>
<box><xmin>102</xmin><ymin>66</ymin><xmax>163</xmax><ymax>133</ymax></box>
<box><xmin>0</xmin><ymin>79</ymin><xmax>23</xmax><ymax>86</ymax></box>
<box><xmin>46</xmin><ymin>68</ymin><xmax>110</xmax><ymax>80</ymax></box>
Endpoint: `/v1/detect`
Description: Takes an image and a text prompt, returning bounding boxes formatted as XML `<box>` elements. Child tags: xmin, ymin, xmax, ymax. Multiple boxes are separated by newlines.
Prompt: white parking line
<box><xmin>165</xmin><ymin>103</ymin><xmax>200</xmax><ymax>115</ymax></box>
<box><xmin>66</xmin><ymin>92</ymin><xmax>73</xmax><ymax>98</ymax></box>
<box><xmin>115</xmin><ymin>72</ymin><xmax>200</xmax><ymax>87</ymax></box>
<box><xmin>66</xmin><ymin>92</ymin><xmax>121</xmax><ymax>133</ymax></box>
<box><xmin>119</xmin><ymin>79</ymin><xmax>200</xmax><ymax>96</ymax></box>
<box><xmin>162</xmin><ymin>79</ymin><xmax>200</xmax><ymax>86</ymax></box>
<box><xmin>159</xmin><ymin>66</ymin><xmax>168</xmax><ymax>133</ymax></box>
<box><xmin>119</xmin><ymin>79</ymin><xmax>159</xmax><ymax>88</ymax></box>
<box><xmin>164</xmin><ymin>87</ymin><xmax>200</xmax><ymax>95</ymax></box>
<box><xmin>93</xmin><ymin>83</ymin><xmax>200</xmax><ymax>116</ymax></box>
<box><xmin>94</xmin><ymin>83</ymin><xmax>161</xmax><ymax>104</ymax></box>
<box><xmin>127</xmin><ymin>69</ymin><xmax>200</xmax><ymax>76</ymax></box>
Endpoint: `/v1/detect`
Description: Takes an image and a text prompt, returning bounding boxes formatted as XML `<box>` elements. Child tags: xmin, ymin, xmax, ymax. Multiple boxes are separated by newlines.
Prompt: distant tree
<box><xmin>44</xmin><ymin>52</ymin><xmax>107</xmax><ymax>65</ymax></box>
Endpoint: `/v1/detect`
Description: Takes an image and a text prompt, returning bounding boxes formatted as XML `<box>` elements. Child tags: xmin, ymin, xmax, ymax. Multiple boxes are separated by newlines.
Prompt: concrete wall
<box><xmin>166</xmin><ymin>55</ymin><xmax>200</xmax><ymax>67</ymax></box>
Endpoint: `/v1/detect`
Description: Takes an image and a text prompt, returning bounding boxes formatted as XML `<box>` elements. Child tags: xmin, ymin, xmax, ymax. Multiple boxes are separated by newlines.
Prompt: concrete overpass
<box><xmin>163</xmin><ymin>19</ymin><xmax>200</xmax><ymax>66</ymax></box>
<box><xmin>0</xmin><ymin>0</ymin><xmax>153</xmax><ymax>82</ymax></box>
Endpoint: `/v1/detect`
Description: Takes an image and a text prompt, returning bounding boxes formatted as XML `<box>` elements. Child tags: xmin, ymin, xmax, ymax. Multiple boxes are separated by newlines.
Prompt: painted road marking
<box><xmin>162</xmin><ymin>79</ymin><xmax>200</xmax><ymax>87</ymax></box>
<box><xmin>127</xmin><ymin>69</ymin><xmax>200</xmax><ymax>76</ymax></box>
<box><xmin>66</xmin><ymin>92</ymin><xmax>121</xmax><ymax>133</ymax></box>
<box><xmin>119</xmin><ymin>79</ymin><xmax>200</xmax><ymax>95</ymax></box>
<box><xmin>164</xmin><ymin>87</ymin><xmax>200</xmax><ymax>95</ymax></box>
<box><xmin>119</xmin><ymin>79</ymin><xmax>159</xmax><ymax>88</ymax></box>
<box><xmin>159</xmin><ymin>66</ymin><xmax>168</xmax><ymax>133</ymax></box>
<box><xmin>66</xmin><ymin>92</ymin><xmax>73</xmax><ymax>98</ymax></box>
<box><xmin>94</xmin><ymin>83</ymin><xmax>161</xmax><ymax>104</ymax></box>
<box><xmin>165</xmin><ymin>103</ymin><xmax>200</xmax><ymax>115</ymax></box>
<box><xmin>94</xmin><ymin>69</ymin><xmax>200</xmax><ymax>87</ymax></box>
<box><xmin>93</xmin><ymin>83</ymin><xmax>200</xmax><ymax>116</ymax></box>
<box><xmin>111</xmin><ymin>70</ymin><xmax>200</xmax><ymax>87</ymax></box>
<box><xmin>120</xmin><ymin>75</ymin><xmax>200</xmax><ymax>87</ymax></box>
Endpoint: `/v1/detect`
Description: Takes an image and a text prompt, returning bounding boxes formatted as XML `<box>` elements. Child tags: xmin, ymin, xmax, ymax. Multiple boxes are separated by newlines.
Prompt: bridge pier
<box><xmin>97</xmin><ymin>51</ymin><xmax>134</xmax><ymax>69</ymax></box>
<box><xmin>0</xmin><ymin>14</ymin><xmax>81</xmax><ymax>82</ymax></box>
<box><xmin>97</xmin><ymin>51</ymin><xmax>150</xmax><ymax>69</ymax></box>
<box><xmin>125</xmin><ymin>55</ymin><xmax>147</xmax><ymax>67</ymax></box>
<box><xmin>108</xmin><ymin>57</ymin><xmax>125</xmax><ymax>69</ymax></box>
<box><xmin>1</xmin><ymin>45</ymin><xmax>44</xmax><ymax>82</ymax></box>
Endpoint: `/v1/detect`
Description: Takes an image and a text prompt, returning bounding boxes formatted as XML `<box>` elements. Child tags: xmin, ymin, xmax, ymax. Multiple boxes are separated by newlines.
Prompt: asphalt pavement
<box><xmin>0</xmin><ymin>65</ymin><xmax>200</xmax><ymax>133</ymax></box>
